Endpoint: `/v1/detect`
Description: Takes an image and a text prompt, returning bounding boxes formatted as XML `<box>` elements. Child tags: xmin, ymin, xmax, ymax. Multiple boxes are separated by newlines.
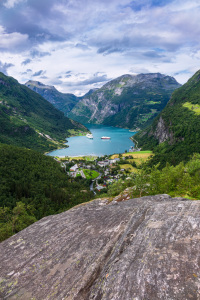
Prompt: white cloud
<box><xmin>3</xmin><ymin>0</ymin><xmax>25</xmax><ymax>9</ymax></box>
<box><xmin>0</xmin><ymin>26</ymin><xmax>29</xmax><ymax>51</ymax></box>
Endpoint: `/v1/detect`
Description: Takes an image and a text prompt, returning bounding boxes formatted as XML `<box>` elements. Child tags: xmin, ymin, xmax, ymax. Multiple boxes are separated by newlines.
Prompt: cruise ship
<box><xmin>86</xmin><ymin>133</ymin><xmax>93</xmax><ymax>139</ymax></box>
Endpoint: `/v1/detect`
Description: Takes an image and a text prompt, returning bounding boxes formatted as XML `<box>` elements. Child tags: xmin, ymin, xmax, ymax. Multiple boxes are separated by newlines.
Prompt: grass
<box><xmin>55</xmin><ymin>156</ymin><xmax>97</xmax><ymax>161</ymax></box>
<box><xmin>119</xmin><ymin>164</ymin><xmax>137</xmax><ymax>172</ymax></box>
<box><xmin>67</xmin><ymin>129</ymin><xmax>87</xmax><ymax>136</ymax></box>
<box><xmin>111</xmin><ymin>151</ymin><xmax>153</xmax><ymax>167</ymax></box>
<box><xmin>183</xmin><ymin>102</ymin><xmax>200</xmax><ymax>115</ymax></box>
<box><xmin>111</xmin><ymin>151</ymin><xmax>152</xmax><ymax>158</ymax></box>
<box><xmin>82</xmin><ymin>169</ymin><xmax>99</xmax><ymax>179</ymax></box>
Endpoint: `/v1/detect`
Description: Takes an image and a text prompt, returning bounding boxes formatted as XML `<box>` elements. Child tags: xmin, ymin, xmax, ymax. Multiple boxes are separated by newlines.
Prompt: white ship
<box><xmin>86</xmin><ymin>133</ymin><xmax>93</xmax><ymax>139</ymax></box>
<box><xmin>101</xmin><ymin>136</ymin><xmax>111</xmax><ymax>139</ymax></box>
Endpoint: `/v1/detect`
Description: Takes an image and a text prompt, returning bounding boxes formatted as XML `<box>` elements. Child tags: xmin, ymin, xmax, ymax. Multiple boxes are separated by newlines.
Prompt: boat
<box><xmin>86</xmin><ymin>133</ymin><xmax>93</xmax><ymax>139</ymax></box>
<box><xmin>101</xmin><ymin>136</ymin><xmax>111</xmax><ymax>139</ymax></box>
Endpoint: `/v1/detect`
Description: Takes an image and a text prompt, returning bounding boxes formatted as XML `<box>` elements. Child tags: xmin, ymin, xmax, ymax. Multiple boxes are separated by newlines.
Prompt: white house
<box><xmin>97</xmin><ymin>160</ymin><xmax>110</xmax><ymax>167</ymax></box>
<box><xmin>70</xmin><ymin>164</ymin><xmax>79</xmax><ymax>172</ymax></box>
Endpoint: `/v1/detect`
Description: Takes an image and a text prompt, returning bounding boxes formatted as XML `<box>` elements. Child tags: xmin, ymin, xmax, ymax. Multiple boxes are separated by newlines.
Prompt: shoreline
<box><xmin>48</xmin><ymin>125</ymin><xmax>137</xmax><ymax>157</ymax></box>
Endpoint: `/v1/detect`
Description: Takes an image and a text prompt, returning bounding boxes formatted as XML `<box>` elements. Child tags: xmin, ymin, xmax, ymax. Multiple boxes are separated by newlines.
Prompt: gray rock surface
<box><xmin>153</xmin><ymin>116</ymin><xmax>174</xmax><ymax>144</ymax></box>
<box><xmin>0</xmin><ymin>195</ymin><xmax>200</xmax><ymax>300</ymax></box>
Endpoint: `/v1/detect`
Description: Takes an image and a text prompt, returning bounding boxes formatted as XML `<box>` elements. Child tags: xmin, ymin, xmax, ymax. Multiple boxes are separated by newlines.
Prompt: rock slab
<box><xmin>0</xmin><ymin>195</ymin><xmax>200</xmax><ymax>300</ymax></box>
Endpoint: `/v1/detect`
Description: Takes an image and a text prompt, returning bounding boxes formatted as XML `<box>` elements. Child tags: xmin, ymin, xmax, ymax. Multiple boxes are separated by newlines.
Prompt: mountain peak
<box><xmin>69</xmin><ymin>72</ymin><xmax>181</xmax><ymax>129</ymax></box>
<box><xmin>25</xmin><ymin>79</ymin><xmax>80</xmax><ymax>115</ymax></box>
<box><xmin>25</xmin><ymin>80</ymin><xmax>56</xmax><ymax>90</ymax></box>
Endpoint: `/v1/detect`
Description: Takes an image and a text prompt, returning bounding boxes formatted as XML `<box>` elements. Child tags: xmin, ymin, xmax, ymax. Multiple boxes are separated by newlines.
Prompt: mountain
<box><xmin>134</xmin><ymin>70</ymin><xmax>200</xmax><ymax>166</ymax></box>
<box><xmin>25</xmin><ymin>80</ymin><xmax>80</xmax><ymax>115</ymax></box>
<box><xmin>0</xmin><ymin>194</ymin><xmax>199</xmax><ymax>299</ymax></box>
<box><xmin>68</xmin><ymin>73</ymin><xmax>181</xmax><ymax>129</ymax></box>
<box><xmin>0</xmin><ymin>72</ymin><xmax>88</xmax><ymax>152</ymax></box>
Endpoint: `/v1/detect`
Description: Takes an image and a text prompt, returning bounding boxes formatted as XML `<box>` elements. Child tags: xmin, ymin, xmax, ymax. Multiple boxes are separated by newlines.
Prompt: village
<box><xmin>55</xmin><ymin>151</ymin><xmax>152</xmax><ymax>193</ymax></box>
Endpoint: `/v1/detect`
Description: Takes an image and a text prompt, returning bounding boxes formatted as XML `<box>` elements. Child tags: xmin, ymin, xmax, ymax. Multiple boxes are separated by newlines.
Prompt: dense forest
<box><xmin>0</xmin><ymin>144</ymin><xmax>93</xmax><ymax>242</ymax></box>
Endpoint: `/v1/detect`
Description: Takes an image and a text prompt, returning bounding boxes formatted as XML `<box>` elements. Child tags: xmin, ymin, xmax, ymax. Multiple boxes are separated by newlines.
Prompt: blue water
<box><xmin>48</xmin><ymin>124</ymin><xmax>136</xmax><ymax>157</ymax></box>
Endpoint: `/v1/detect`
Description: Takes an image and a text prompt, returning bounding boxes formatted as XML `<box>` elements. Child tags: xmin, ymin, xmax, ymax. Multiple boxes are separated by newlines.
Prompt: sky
<box><xmin>0</xmin><ymin>0</ymin><xmax>200</xmax><ymax>96</ymax></box>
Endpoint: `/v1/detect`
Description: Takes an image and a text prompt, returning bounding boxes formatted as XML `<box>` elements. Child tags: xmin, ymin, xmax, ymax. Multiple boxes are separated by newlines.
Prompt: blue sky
<box><xmin>0</xmin><ymin>0</ymin><xmax>200</xmax><ymax>95</ymax></box>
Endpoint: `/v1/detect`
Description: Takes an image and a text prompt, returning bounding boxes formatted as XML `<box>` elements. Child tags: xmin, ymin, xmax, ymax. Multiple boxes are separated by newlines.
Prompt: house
<box><xmin>70</xmin><ymin>164</ymin><xmax>79</xmax><ymax>172</ymax></box>
<box><xmin>97</xmin><ymin>160</ymin><xmax>110</xmax><ymax>167</ymax></box>
<box><xmin>96</xmin><ymin>184</ymin><xmax>105</xmax><ymax>191</ymax></box>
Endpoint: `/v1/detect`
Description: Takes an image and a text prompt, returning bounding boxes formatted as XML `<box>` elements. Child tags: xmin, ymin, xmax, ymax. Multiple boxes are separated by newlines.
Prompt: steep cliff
<box><xmin>0</xmin><ymin>195</ymin><xmax>200</xmax><ymax>300</ymax></box>
<box><xmin>69</xmin><ymin>73</ymin><xmax>181</xmax><ymax>129</ymax></box>
<box><xmin>135</xmin><ymin>69</ymin><xmax>200</xmax><ymax>165</ymax></box>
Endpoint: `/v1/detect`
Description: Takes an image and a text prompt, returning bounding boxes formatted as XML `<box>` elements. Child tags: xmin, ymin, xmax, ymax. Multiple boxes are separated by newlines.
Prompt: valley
<box><xmin>1</xmin><ymin>1</ymin><xmax>200</xmax><ymax>299</ymax></box>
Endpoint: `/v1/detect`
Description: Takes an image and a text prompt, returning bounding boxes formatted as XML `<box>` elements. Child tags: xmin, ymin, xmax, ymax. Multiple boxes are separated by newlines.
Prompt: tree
<box><xmin>12</xmin><ymin>202</ymin><xmax>37</xmax><ymax>234</ymax></box>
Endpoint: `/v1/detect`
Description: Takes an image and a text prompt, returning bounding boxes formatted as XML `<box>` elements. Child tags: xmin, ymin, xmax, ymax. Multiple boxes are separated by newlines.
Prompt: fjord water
<box><xmin>48</xmin><ymin>124</ymin><xmax>136</xmax><ymax>157</ymax></box>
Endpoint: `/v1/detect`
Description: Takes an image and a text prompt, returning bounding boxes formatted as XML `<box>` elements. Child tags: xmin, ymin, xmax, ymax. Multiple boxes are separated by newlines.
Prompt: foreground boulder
<box><xmin>0</xmin><ymin>195</ymin><xmax>200</xmax><ymax>300</ymax></box>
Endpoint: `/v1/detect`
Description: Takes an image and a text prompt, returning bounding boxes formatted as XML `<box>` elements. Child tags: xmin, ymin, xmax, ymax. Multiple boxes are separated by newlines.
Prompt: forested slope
<box><xmin>0</xmin><ymin>72</ymin><xmax>88</xmax><ymax>152</ymax></box>
<box><xmin>135</xmin><ymin>70</ymin><xmax>200</xmax><ymax>166</ymax></box>
<box><xmin>0</xmin><ymin>144</ymin><xmax>93</xmax><ymax>241</ymax></box>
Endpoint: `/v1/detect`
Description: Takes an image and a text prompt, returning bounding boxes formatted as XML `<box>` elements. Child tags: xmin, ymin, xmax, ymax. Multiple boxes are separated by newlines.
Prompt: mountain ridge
<box><xmin>0</xmin><ymin>72</ymin><xmax>88</xmax><ymax>152</ymax></box>
<box><xmin>68</xmin><ymin>73</ymin><xmax>181</xmax><ymax>129</ymax></box>
<box><xmin>25</xmin><ymin>80</ymin><xmax>80</xmax><ymax>115</ymax></box>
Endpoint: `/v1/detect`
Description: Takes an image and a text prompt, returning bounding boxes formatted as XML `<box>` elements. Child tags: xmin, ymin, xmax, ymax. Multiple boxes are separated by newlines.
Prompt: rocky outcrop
<box><xmin>152</xmin><ymin>116</ymin><xmax>173</xmax><ymax>144</ymax></box>
<box><xmin>0</xmin><ymin>195</ymin><xmax>200</xmax><ymax>300</ymax></box>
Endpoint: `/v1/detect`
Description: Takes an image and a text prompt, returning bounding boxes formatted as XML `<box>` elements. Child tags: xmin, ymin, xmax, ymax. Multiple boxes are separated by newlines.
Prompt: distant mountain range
<box><xmin>0</xmin><ymin>72</ymin><xmax>88</xmax><ymax>152</ymax></box>
<box><xmin>25</xmin><ymin>74</ymin><xmax>181</xmax><ymax>131</ymax></box>
<box><xmin>134</xmin><ymin>70</ymin><xmax>200</xmax><ymax>165</ymax></box>
<box><xmin>25</xmin><ymin>80</ymin><xmax>80</xmax><ymax>115</ymax></box>
<box><xmin>68</xmin><ymin>73</ymin><xmax>181</xmax><ymax>129</ymax></box>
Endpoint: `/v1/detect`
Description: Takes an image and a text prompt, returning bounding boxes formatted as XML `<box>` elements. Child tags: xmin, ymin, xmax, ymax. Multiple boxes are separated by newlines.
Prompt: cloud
<box><xmin>62</xmin><ymin>72</ymin><xmax>109</xmax><ymax>87</ymax></box>
<box><xmin>75</xmin><ymin>43</ymin><xmax>90</xmax><ymax>51</ymax></box>
<box><xmin>3</xmin><ymin>0</ymin><xmax>24</xmax><ymax>9</ymax></box>
<box><xmin>21</xmin><ymin>59</ymin><xmax>31</xmax><ymax>65</ymax></box>
<box><xmin>0</xmin><ymin>61</ymin><xmax>14</xmax><ymax>74</ymax></box>
<box><xmin>0</xmin><ymin>0</ymin><xmax>200</xmax><ymax>94</ymax></box>
<box><xmin>30</xmin><ymin>49</ymin><xmax>51</xmax><ymax>58</ymax></box>
<box><xmin>32</xmin><ymin>70</ymin><xmax>46</xmax><ymax>77</ymax></box>
<box><xmin>0</xmin><ymin>25</ymin><xmax>29</xmax><ymax>52</ymax></box>
<box><xmin>142</xmin><ymin>51</ymin><xmax>166</xmax><ymax>59</ymax></box>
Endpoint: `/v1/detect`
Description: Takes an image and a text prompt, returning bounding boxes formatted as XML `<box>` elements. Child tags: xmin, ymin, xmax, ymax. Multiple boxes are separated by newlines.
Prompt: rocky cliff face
<box><xmin>69</xmin><ymin>73</ymin><xmax>181</xmax><ymax>129</ymax></box>
<box><xmin>152</xmin><ymin>116</ymin><xmax>173</xmax><ymax>144</ymax></box>
<box><xmin>25</xmin><ymin>80</ymin><xmax>79</xmax><ymax>115</ymax></box>
<box><xmin>0</xmin><ymin>195</ymin><xmax>200</xmax><ymax>300</ymax></box>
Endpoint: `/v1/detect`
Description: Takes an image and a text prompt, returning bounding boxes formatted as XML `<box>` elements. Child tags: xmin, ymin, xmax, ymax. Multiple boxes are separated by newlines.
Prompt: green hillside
<box><xmin>0</xmin><ymin>144</ymin><xmax>93</xmax><ymax>242</ymax></box>
<box><xmin>69</xmin><ymin>73</ymin><xmax>181</xmax><ymax>129</ymax></box>
<box><xmin>0</xmin><ymin>72</ymin><xmax>88</xmax><ymax>152</ymax></box>
<box><xmin>135</xmin><ymin>70</ymin><xmax>200</xmax><ymax>166</ymax></box>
